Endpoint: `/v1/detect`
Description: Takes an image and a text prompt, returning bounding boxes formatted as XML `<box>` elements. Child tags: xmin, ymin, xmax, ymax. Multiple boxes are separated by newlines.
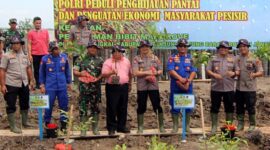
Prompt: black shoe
<box><xmin>117</xmin><ymin>128</ymin><xmax>130</xmax><ymax>133</ymax></box>
<box><xmin>108</xmin><ymin>130</ymin><xmax>115</xmax><ymax>136</ymax></box>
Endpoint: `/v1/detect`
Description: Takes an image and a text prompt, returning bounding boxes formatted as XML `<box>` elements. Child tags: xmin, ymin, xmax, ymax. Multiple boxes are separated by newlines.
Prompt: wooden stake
<box><xmin>199</xmin><ymin>99</ymin><xmax>206</xmax><ymax>138</ymax></box>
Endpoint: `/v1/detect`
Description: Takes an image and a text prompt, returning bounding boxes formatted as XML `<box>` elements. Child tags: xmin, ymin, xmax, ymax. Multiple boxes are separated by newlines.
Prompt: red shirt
<box><xmin>27</xmin><ymin>29</ymin><xmax>49</xmax><ymax>55</ymax></box>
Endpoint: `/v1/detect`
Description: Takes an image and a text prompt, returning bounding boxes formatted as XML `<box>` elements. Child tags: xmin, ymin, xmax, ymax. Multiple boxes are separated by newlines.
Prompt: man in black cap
<box><xmin>235</xmin><ymin>39</ymin><xmax>263</xmax><ymax>132</ymax></box>
<box><xmin>39</xmin><ymin>41</ymin><xmax>71</xmax><ymax>131</ymax></box>
<box><xmin>102</xmin><ymin>45</ymin><xmax>132</xmax><ymax>135</ymax></box>
<box><xmin>3</xmin><ymin>18</ymin><xmax>25</xmax><ymax>52</ymax></box>
<box><xmin>73</xmin><ymin>41</ymin><xmax>104</xmax><ymax>136</ymax></box>
<box><xmin>206</xmin><ymin>41</ymin><xmax>239</xmax><ymax>134</ymax></box>
<box><xmin>0</xmin><ymin>36</ymin><xmax>34</xmax><ymax>133</ymax></box>
<box><xmin>70</xmin><ymin>15</ymin><xmax>91</xmax><ymax>46</ymax></box>
<box><xmin>70</xmin><ymin>15</ymin><xmax>92</xmax><ymax>66</ymax></box>
<box><xmin>167</xmin><ymin>38</ymin><xmax>197</xmax><ymax>133</ymax></box>
<box><xmin>133</xmin><ymin>40</ymin><xmax>165</xmax><ymax>133</ymax></box>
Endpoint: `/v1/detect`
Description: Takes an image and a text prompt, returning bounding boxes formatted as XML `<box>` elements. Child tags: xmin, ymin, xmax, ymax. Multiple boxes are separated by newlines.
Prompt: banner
<box><xmin>53</xmin><ymin>0</ymin><xmax>270</xmax><ymax>49</ymax></box>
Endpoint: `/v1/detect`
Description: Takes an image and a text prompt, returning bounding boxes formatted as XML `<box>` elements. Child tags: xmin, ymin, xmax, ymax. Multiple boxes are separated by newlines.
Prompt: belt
<box><xmin>106</xmin><ymin>83</ymin><xmax>128</xmax><ymax>86</ymax></box>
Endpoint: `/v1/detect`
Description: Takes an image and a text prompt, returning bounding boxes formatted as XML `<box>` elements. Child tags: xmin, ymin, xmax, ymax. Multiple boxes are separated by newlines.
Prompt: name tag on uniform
<box><xmin>9</xmin><ymin>59</ymin><xmax>17</xmax><ymax>64</ymax></box>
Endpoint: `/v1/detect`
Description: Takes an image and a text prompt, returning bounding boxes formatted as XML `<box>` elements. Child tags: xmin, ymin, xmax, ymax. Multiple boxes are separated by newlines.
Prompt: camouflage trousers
<box><xmin>79</xmin><ymin>93</ymin><xmax>100</xmax><ymax>117</ymax></box>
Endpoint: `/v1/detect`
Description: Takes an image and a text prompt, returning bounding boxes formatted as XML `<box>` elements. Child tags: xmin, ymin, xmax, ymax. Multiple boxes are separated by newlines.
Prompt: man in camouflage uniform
<box><xmin>235</xmin><ymin>39</ymin><xmax>263</xmax><ymax>132</ymax></box>
<box><xmin>3</xmin><ymin>18</ymin><xmax>24</xmax><ymax>52</ymax></box>
<box><xmin>206</xmin><ymin>41</ymin><xmax>239</xmax><ymax>134</ymax></box>
<box><xmin>73</xmin><ymin>41</ymin><xmax>103</xmax><ymax>135</ymax></box>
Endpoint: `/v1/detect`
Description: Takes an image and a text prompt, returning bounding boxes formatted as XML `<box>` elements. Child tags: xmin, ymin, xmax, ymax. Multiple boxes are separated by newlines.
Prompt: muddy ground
<box><xmin>0</xmin><ymin>77</ymin><xmax>270</xmax><ymax>150</ymax></box>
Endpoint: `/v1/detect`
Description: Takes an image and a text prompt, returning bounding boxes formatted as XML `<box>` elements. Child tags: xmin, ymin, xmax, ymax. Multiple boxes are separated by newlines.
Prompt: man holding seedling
<box><xmin>0</xmin><ymin>36</ymin><xmax>34</xmax><ymax>133</ymax></box>
<box><xmin>206</xmin><ymin>41</ymin><xmax>239</xmax><ymax>134</ymax></box>
<box><xmin>235</xmin><ymin>39</ymin><xmax>263</xmax><ymax>132</ymax></box>
<box><xmin>133</xmin><ymin>40</ymin><xmax>165</xmax><ymax>133</ymax></box>
<box><xmin>39</xmin><ymin>41</ymin><xmax>71</xmax><ymax>131</ymax></box>
<box><xmin>73</xmin><ymin>41</ymin><xmax>104</xmax><ymax>135</ymax></box>
<box><xmin>167</xmin><ymin>38</ymin><xmax>197</xmax><ymax>133</ymax></box>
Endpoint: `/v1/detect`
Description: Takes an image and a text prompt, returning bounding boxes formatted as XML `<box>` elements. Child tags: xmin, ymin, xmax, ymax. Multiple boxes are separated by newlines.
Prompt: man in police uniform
<box><xmin>133</xmin><ymin>40</ymin><xmax>165</xmax><ymax>133</ymax></box>
<box><xmin>0</xmin><ymin>36</ymin><xmax>34</xmax><ymax>133</ymax></box>
<box><xmin>39</xmin><ymin>41</ymin><xmax>71</xmax><ymax>131</ymax></box>
<box><xmin>3</xmin><ymin>18</ymin><xmax>24</xmax><ymax>52</ymax></box>
<box><xmin>167</xmin><ymin>38</ymin><xmax>197</xmax><ymax>133</ymax></box>
<box><xmin>206</xmin><ymin>41</ymin><xmax>239</xmax><ymax>134</ymax></box>
<box><xmin>235</xmin><ymin>39</ymin><xmax>263</xmax><ymax>132</ymax></box>
<box><xmin>70</xmin><ymin>15</ymin><xmax>92</xmax><ymax>65</ymax></box>
<box><xmin>73</xmin><ymin>41</ymin><xmax>103</xmax><ymax>135</ymax></box>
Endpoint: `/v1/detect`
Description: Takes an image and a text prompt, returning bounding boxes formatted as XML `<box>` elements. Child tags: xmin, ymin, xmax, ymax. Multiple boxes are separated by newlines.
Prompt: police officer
<box><xmin>70</xmin><ymin>15</ymin><xmax>92</xmax><ymax>65</ymax></box>
<box><xmin>39</xmin><ymin>41</ymin><xmax>72</xmax><ymax>131</ymax></box>
<box><xmin>73</xmin><ymin>41</ymin><xmax>104</xmax><ymax>135</ymax></box>
<box><xmin>235</xmin><ymin>39</ymin><xmax>263</xmax><ymax>132</ymax></box>
<box><xmin>3</xmin><ymin>18</ymin><xmax>24</xmax><ymax>52</ymax></box>
<box><xmin>206</xmin><ymin>41</ymin><xmax>239</xmax><ymax>134</ymax></box>
<box><xmin>70</xmin><ymin>15</ymin><xmax>91</xmax><ymax>46</ymax></box>
<box><xmin>0</xmin><ymin>36</ymin><xmax>34</xmax><ymax>133</ymax></box>
<box><xmin>133</xmin><ymin>40</ymin><xmax>165</xmax><ymax>133</ymax></box>
<box><xmin>167</xmin><ymin>38</ymin><xmax>197</xmax><ymax>133</ymax></box>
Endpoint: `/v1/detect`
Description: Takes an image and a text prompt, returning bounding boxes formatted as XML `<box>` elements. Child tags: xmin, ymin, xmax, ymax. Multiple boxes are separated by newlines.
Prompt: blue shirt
<box><xmin>39</xmin><ymin>53</ymin><xmax>71</xmax><ymax>90</ymax></box>
<box><xmin>167</xmin><ymin>53</ymin><xmax>197</xmax><ymax>93</ymax></box>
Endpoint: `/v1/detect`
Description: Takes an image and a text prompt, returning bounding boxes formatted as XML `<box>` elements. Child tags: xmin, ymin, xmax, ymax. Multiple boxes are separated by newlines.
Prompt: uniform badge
<box><xmin>184</xmin><ymin>58</ymin><xmax>191</xmax><ymax>63</ymax></box>
<box><xmin>227</xmin><ymin>57</ymin><xmax>233</xmax><ymax>62</ymax></box>
<box><xmin>61</xmin><ymin>57</ymin><xmax>65</xmax><ymax>63</ymax></box>
<box><xmin>49</xmin><ymin>68</ymin><xmax>53</xmax><ymax>72</ymax></box>
<box><xmin>47</xmin><ymin>58</ymin><xmax>51</xmax><ymax>64</ymax></box>
<box><xmin>186</xmin><ymin>66</ymin><xmax>190</xmax><ymax>71</ymax></box>
<box><xmin>62</xmin><ymin>67</ymin><xmax>65</xmax><ymax>71</ymax></box>
<box><xmin>175</xmin><ymin>66</ymin><xmax>179</xmax><ymax>70</ymax></box>
<box><xmin>174</xmin><ymin>56</ymin><xmax>180</xmax><ymax>63</ymax></box>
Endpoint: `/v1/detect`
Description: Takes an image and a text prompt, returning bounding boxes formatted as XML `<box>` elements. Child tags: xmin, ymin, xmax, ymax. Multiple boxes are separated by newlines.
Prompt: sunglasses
<box><xmin>177</xmin><ymin>45</ymin><xmax>188</xmax><ymax>48</ymax></box>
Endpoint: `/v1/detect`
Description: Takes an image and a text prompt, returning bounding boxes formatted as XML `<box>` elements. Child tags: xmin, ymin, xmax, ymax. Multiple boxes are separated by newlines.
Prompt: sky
<box><xmin>0</xmin><ymin>0</ymin><xmax>54</xmax><ymax>29</ymax></box>
<box><xmin>156</xmin><ymin>0</ymin><xmax>270</xmax><ymax>42</ymax></box>
<box><xmin>1</xmin><ymin>0</ymin><xmax>269</xmax><ymax>43</ymax></box>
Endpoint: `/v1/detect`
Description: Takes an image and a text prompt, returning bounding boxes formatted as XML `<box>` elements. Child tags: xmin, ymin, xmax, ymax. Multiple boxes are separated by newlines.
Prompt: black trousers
<box><xmin>105</xmin><ymin>84</ymin><xmax>129</xmax><ymax>131</ymax></box>
<box><xmin>4</xmin><ymin>84</ymin><xmax>29</xmax><ymax>114</ymax></box>
<box><xmin>210</xmin><ymin>90</ymin><xmax>234</xmax><ymax>113</ymax></box>
<box><xmin>137</xmin><ymin>90</ymin><xmax>163</xmax><ymax>114</ymax></box>
<box><xmin>235</xmin><ymin>90</ymin><xmax>256</xmax><ymax>115</ymax></box>
<box><xmin>32</xmin><ymin>55</ymin><xmax>45</xmax><ymax>88</ymax></box>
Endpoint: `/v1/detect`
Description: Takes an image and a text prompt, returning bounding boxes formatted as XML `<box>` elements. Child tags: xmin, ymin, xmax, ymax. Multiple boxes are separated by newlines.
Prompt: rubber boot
<box><xmin>158</xmin><ymin>113</ymin><xmax>166</xmax><ymax>133</ymax></box>
<box><xmin>171</xmin><ymin>114</ymin><xmax>179</xmax><ymax>133</ymax></box>
<box><xmin>21</xmin><ymin>110</ymin><xmax>32</xmax><ymax>128</ymax></box>
<box><xmin>60</xmin><ymin>121</ymin><xmax>67</xmax><ymax>133</ymax></box>
<box><xmin>7</xmin><ymin>113</ymin><xmax>22</xmax><ymax>134</ymax></box>
<box><xmin>92</xmin><ymin>114</ymin><xmax>100</xmax><ymax>135</ymax></box>
<box><xmin>211</xmin><ymin>113</ymin><xmax>218</xmax><ymax>135</ymax></box>
<box><xmin>248</xmin><ymin>115</ymin><xmax>256</xmax><ymax>132</ymax></box>
<box><xmin>236</xmin><ymin>114</ymin><xmax>244</xmax><ymax>131</ymax></box>
<box><xmin>225</xmin><ymin>113</ymin><xmax>234</xmax><ymax>123</ymax></box>
<box><xmin>185</xmin><ymin>112</ymin><xmax>192</xmax><ymax>133</ymax></box>
<box><xmin>137</xmin><ymin>114</ymin><xmax>144</xmax><ymax>134</ymax></box>
<box><xmin>80</xmin><ymin>115</ymin><xmax>88</xmax><ymax>136</ymax></box>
